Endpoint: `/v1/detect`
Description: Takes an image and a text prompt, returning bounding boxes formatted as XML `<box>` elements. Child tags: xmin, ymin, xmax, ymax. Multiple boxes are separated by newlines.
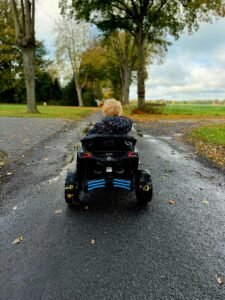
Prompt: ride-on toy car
<box><xmin>65</xmin><ymin>134</ymin><xmax>153</xmax><ymax>207</ymax></box>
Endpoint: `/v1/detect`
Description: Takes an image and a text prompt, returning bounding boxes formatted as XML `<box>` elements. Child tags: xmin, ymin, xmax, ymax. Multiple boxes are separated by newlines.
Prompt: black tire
<box><xmin>65</xmin><ymin>172</ymin><xmax>81</xmax><ymax>207</ymax></box>
<box><xmin>135</xmin><ymin>169</ymin><xmax>153</xmax><ymax>205</ymax></box>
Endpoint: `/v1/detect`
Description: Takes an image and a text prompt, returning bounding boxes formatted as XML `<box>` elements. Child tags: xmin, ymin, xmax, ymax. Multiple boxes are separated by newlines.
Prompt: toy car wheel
<box><xmin>65</xmin><ymin>172</ymin><xmax>81</xmax><ymax>207</ymax></box>
<box><xmin>135</xmin><ymin>170</ymin><xmax>153</xmax><ymax>205</ymax></box>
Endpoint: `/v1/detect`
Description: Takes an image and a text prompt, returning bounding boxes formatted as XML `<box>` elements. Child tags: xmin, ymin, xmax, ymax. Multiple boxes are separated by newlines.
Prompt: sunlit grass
<box><xmin>164</xmin><ymin>104</ymin><xmax>225</xmax><ymax>116</ymax></box>
<box><xmin>189</xmin><ymin>124</ymin><xmax>225</xmax><ymax>145</ymax></box>
<box><xmin>0</xmin><ymin>104</ymin><xmax>98</xmax><ymax>120</ymax></box>
<box><xmin>124</xmin><ymin>103</ymin><xmax>225</xmax><ymax>119</ymax></box>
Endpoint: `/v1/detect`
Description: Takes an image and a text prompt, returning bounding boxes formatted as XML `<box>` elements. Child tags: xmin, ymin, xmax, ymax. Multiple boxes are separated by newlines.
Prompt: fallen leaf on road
<box><xmin>91</xmin><ymin>239</ymin><xmax>96</xmax><ymax>245</ymax></box>
<box><xmin>12</xmin><ymin>236</ymin><xmax>24</xmax><ymax>245</ymax></box>
<box><xmin>216</xmin><ymin>275</ymin><xmax>224</xmax><ymax>285</ymax></box>
<box><xmin>7</xmin><ymin>172</ymin><xmax>13</xmax><ymax>176</ymax></box>
<box><xmin>168</xmin><ymin>200</ymin><xmax>176</xmax><ymax>205</ymax></box>
<box><xmin>43</xmin><ymin>157</ymin><xmax>49</xmax><ymax>161</ymax></box>
<box><xmin>55</xmin><ymin>209</ymin><xmax>62</xmax><ymax>214</ymax></box>
<box><xmin>164</xmin><ymin>169</ymin><xmax>174</xmax><ymax>173</ymax></box>
<box><xmin>162</xmin><ymin>174</ymin><xmax>169</xmax><ymax>179</ymax></box>
<box><xmin>84</xmin><ymin>205</ymin><xmax>89</xmax><ymax>210</ymax></box>
<box><xmin>0</xmin><ymin>162</ymin><xmax>4</xmax><ymax>166</ymax></box>
<box><xmin>202</xmin><ymin>200</ymin><xmax>209</xmax><ymax>205</ymax></box>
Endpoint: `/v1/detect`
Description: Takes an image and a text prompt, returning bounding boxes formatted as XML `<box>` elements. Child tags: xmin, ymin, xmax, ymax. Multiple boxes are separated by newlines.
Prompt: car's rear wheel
<box><xmin>65</xmin><ymin>172</ymin><xmax>81</xmax><ymax>207</ymax></box>
<box><xmin>135</xmin><ymin>170</ymin><xmax>153</xmax><ymax>205</ymax></box>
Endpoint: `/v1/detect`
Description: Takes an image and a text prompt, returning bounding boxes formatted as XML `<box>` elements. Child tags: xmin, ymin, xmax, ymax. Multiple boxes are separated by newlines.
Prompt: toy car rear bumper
<box><xmin>85</xmin><ymin>178</ymin><xmax>133</xmax><ymax>192</ymax></box>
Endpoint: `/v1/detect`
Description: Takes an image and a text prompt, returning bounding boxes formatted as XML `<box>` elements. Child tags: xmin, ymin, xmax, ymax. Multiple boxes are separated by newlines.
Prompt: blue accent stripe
<box><xmin>88</xmin><ymin>185</ymin><xmax>105</xmax><ymax>191</ymax></box>
<box><xmin>88</xmin><ymin>184</ymin><xmax>105</xmax><ymax>187</ymax></box>
<box><xmin>88</xmin><ymin>179</ymin><xmax>105</xmax><ymax>184</ymax></box>
<box><xmin>88</xmin><ymin>183</ymin><xmax>106</xmax><ymax>187</ymax></box>
<box><xmin>114</xmin><ymin>183</ymin><xmax>131</xmax><ymax>188</ymax></box>
<box><xmin>113</xmin><ymin>179</ymin><xmax>131</xmax><ymax>183</ymax></box>
<box><xmin>113</xmin><ymin>183</ymin><xmax>130</xmax><ymax>187</ymax></box>
<box><xmin>88</xmin><ymin>183</ymin><xmax>105</xmax><ymax>187</ymax></box>
<box><xmin>114</xmin><ymin>184</ymin><xmax>131</xmax><ymax>190</ymax></box>
<box><xmin>113</xmin><ymin>181</ymin><xmax>131</xmax><ymax>186</ymax></box>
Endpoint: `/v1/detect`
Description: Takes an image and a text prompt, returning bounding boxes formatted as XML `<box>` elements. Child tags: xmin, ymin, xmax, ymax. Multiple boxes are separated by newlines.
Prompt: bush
<box><xmin>83</xmin><ymin>90</ymin><xmax>97</xmax><ymax>107</ymax></box>
<box><xmin>132</xmin><ymin>102</ymin><xmax>166</xmax><ymax>114</ymax></box>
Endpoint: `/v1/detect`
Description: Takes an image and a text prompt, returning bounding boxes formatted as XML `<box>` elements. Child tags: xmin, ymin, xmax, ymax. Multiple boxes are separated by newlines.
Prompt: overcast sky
<box><xmin>36</xmin><ymin>1</ymin><xmax>225</xmax><ymax>101</ymax></box>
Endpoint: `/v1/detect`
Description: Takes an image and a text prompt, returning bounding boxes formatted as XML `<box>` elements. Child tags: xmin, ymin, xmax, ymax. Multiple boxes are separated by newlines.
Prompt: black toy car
<box><xmin>65</xmin><ymin>134</ymin><xmax>153</xmax><ymax>207</ymax></box>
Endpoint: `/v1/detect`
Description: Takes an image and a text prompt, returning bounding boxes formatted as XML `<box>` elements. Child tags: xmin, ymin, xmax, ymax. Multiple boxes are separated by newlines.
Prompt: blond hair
<box><xmin>102</xmin><ymin>99</ymin><xmax>123</xmax><ymax>117</ymax></box>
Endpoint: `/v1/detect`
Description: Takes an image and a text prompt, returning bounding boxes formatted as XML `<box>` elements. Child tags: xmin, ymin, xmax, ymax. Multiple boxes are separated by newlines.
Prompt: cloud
<box><xmin>140</xmin><ymin>18</ymin><xmax>225</xmax><ymax>100</ymax></box>
<box><xmin>35</xmin><ymin>2</ymin><xmax>225</xmax><ymax>100</ymax></box>
<box><xmin>35</xmin><ymin>0</ymin><xmax>61</xmax><ymax>55</ymax></box>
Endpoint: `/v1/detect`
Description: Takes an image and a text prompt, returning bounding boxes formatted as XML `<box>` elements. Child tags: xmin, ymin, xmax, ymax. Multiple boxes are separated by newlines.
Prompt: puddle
<box><xmin>146</xmin><ymin>139</ymin><xmax>158</xmax><ymax>143</ymax></box>
<box><xmin>48</xmin><ymin>175</ymin><xmax>60</xmax><ymax>184</ymax></box>
<box><xmin>143</xmin><ymin>134</ymin><xmax>152</xmax><ymax>138</ymax></box>
<box><xmin>158</xmin><ymin>136</ymin><xmax>173</xmax><ymax>140</ymax></box>
<box><xmin>46</xmin><ymin>160</ymin><xmax>76</xmax><ymax>185</ymax></box>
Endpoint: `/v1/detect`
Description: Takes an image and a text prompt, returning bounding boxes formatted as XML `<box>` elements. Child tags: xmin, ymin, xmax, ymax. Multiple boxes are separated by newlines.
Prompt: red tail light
<box><xmin>81</xmin><ymin>152</ymin><xmax>92</xmax><ymax>158</ymax></box>
<box><xmin>127</xmin><ymin>151</ymin><xmax>137</xmax><ymax>158</ymax></box>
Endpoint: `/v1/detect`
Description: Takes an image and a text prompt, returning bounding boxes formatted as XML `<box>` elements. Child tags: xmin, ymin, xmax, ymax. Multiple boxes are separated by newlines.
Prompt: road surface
<box><xmin>0</xmin><ymin>115</ymin><xmax>225</xmax><ymax>300</ymax></box>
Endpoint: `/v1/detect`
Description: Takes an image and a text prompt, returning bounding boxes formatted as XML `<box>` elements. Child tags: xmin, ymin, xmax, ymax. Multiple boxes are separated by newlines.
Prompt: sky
<box><xmin>36</xmin><ymin>1</ymin><xmax>225</xmax><ymax>101</ymax></box>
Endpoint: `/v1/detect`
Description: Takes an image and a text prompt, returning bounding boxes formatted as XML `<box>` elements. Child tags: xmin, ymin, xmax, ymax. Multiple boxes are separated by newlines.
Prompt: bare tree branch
<box><xmin>20</xmin><ymin>0</ymin><xmax>25</xmax><ymax>32</ymax></box>
<box><xmin>81</xmin><ymin>70</ymin><xmax>88</xmax><ymax>89</ymax></box>
<box><xmin>10</xmin><ymin>0</ymin><xmax>22</xmax><ymax>42</ymax></box>
<box><xmin>24</xmin><ymin>0</ymin><xmax>31</xmax><ymax>39</ymax></box>
<box><xmin>32</xmin><ymin>0</ymin><xmax>35</xmax><ymax>35</ymax></box>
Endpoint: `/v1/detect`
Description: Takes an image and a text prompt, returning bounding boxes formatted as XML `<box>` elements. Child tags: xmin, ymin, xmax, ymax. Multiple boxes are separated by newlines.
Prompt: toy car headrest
<box><xmin>81</xmin><ymin>134</ymin><xmax>136</xmax><ymax>152</ymax></box>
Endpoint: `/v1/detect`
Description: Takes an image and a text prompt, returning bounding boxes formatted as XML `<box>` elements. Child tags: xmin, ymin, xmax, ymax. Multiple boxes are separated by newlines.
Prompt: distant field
<box><xmin>125</xmin><ymin>103</ymin><xmax>225</xmax><ymax>118</ymax></box>
<box><xmin>164</xmin><ymin>104</ymin><xmax>225</xmax><ymax>116</ymax></box>
<box><xmin>1</xmin><ymin>103</ymin><xmax>225</xmax><ymax>119</ymax></box>
<box><xmin>0</xmin><ymin>104</ymin><xmax>96</xmax><ymax>120</ymax></box>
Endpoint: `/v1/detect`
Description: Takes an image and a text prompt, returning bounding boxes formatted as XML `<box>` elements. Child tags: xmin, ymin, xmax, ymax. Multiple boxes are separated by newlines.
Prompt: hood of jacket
<box><xmin>88</xmin><ymin>116</ymin><xmax>133</xmax><ymax>135</ymax></box>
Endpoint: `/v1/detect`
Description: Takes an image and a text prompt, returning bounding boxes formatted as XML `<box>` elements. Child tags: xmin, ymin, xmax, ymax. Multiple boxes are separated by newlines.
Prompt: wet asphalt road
<box><xmin>1</xmin><ymin>116</ymin><xmax>225</xmax><ymax>300</ymax></box>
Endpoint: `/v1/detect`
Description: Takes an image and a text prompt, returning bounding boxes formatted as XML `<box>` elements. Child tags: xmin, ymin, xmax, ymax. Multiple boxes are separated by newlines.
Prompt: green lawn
<box><xmin>189</xmin><ymin>124</ymin><xmax>225</xmax><ymax>145</ymax></box>
<box><xmin>164</xmin><ymin>104</ymin><xmax>225</xmax><ymax>116</ymax></box>
<box><xmin>0</xmin><ymin>104</ymin><xmax>96</xmax><ymax>120</ymax></box>
<box><xmin>125</xmin><ymin>103</ymin><xmax>225</xmax><ymax>117</ymax></box>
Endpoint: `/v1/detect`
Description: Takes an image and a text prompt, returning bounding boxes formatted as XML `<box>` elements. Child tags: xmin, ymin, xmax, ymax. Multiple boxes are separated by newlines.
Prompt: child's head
<box><xmin>102</xmin><ymin>99</ymin><xmax>123</xmax><ymax>117</ymax></box>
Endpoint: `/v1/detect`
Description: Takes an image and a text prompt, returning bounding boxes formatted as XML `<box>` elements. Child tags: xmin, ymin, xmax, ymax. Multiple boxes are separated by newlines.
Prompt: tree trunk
<box><xmin>122</xmin><ymin>65</ymin><xmax>130</xmax><ymax>105</ymax></box>
<box><xmin>76</xmin><ymin>86</ymin><xmax>83</xmax><ymax>107</ymax></box>
<box><xmin>74</xmin><ymin>75</ymin><xmax>84</xmax><ymax>106</ymax></box>
<box><xmin>136</xmin><ymin>29</ymin><xmax>145</xmax><ymax>109</ymax></box>
<box><xmin>22</xmin><ymin>47</ymin><xmax>38</xmax><ymax>113</ymax></box>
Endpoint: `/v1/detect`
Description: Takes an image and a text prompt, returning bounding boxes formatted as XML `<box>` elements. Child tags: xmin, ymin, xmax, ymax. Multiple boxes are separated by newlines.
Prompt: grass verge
<box><xmin>187</xmin><ymin>124</ymin><xmax>225</xmax><ymax>169</ymax></box>
<box><xmin>0</xmin><ymin>150</ymin><xmax>8</xmax><ymax>165</ymax></box>
<box><xmin>164</xmin><ymin>104</ymin><xmax>225</xmax><ymax>116</ymax></box>
<box><xmin>0</xmin><ymin>104</ymin><xmax>98</xmax><ymax>120</ymax></box>
<box><xmin>124</xmin><ymin>103</ymin><xmax>225</xmax><ymax>121</ymax></box>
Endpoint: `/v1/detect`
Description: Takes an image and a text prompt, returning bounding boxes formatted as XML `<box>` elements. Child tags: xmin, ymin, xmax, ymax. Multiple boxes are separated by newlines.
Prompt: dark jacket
<box><xmin>87</xmin><ymin>116</ymin><xmax>133</xmax><ymax>135</ymax></box>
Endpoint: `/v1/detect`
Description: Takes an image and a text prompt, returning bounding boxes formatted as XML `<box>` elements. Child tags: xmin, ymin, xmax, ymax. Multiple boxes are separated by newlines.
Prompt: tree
<box><xmin>0</xmin><ymin>0</ymin><xmax>22</xmax><ymax>102</ymax></box>
<box><xmin>81</xmin><ymin>42</ymin><xmax>108</xmax><ymax>100</ymax></box>
<box><xmin>103</xmin><ymin>31</ymin><xmax>137</xmax><ymax>104</ymax></box>
<box><xmin>10</xmin><ymin>0</ymin><xmax>38</xmax><ymax>112</ymax></box>
<box><xmin>61</xmin><ymin>78</ymin><xmax>79</xmax><ymax>106</ymax></box>
<box><xmin>55</xmin><ymin>16</ymin><xmax>91</xmax><ymax>106</ymax></box>
<box><xmin>59</xmin><ymin>0</ymin><xmax>224</xmax><ymax>108</ymax></box>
